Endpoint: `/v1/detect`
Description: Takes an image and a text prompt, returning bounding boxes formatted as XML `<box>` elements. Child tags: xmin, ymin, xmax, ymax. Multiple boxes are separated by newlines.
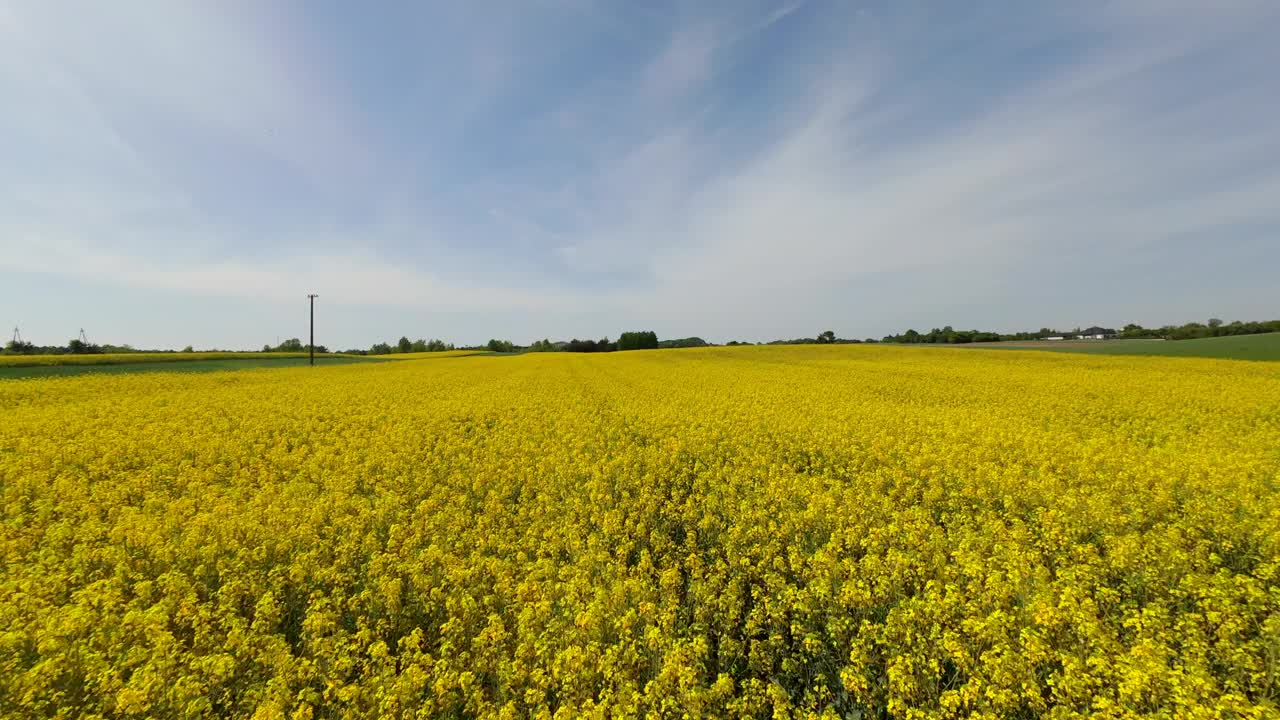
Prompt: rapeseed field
<box><xmin>2</xmin><ymin>346</ymin><xmax>1278</xmax><ymax>718</ymax></box>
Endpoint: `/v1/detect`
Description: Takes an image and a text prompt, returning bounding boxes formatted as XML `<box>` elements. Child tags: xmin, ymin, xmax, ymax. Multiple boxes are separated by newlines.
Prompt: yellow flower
<box><xmin>1</xmin><ymin>345</ymin><xmax>1277</xmax><ymax>717</ymax></box>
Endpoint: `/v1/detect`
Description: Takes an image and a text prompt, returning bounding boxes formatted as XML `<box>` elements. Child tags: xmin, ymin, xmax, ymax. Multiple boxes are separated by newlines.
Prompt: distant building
<box><xmin>1045</xmin><ymin>336</ymin><xmax>1066</xmax><ymax>341</ymax></box>
<box><xmin>1080</xmin><ymin>326</ymin><xmax>1117</xmax><ymax>340</ymax></box>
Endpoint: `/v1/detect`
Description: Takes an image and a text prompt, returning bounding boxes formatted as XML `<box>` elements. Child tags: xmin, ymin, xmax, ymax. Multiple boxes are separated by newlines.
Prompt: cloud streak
<box><xmin>2</xmin><ymin>1</ymin><xmax>1278</xmax><ymax>347</ymax></box>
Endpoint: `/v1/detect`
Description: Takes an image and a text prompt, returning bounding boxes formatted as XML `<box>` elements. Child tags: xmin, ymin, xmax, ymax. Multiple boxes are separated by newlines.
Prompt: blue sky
<box><xmin>2</xmin><ymin>1</ymin><xmax>1278</xmax><ymax>349</ymax></box>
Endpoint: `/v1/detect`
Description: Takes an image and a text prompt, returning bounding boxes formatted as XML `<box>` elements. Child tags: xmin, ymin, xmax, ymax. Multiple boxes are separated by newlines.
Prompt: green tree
<box><xmin>657</xmin><ymin>337</ymin><xmax>707</xmax><ymax>349</ymax></box>
<box><xmin>618</xmin><ymin>331</ymin><xmax>659</xmax><ymax>351</ymax></box>
<box><xmin>529</xmin><ymin>339</ymin><xmax>558</xmax><ymax>352</ymax></box>
<box><xmin>397</xmin><ymin>336</ymin><xmax>412</xmax><ymax>353</ymax></box>
<box><xmin>817</xmin><ymin>330</ymin><xmax>836</xmax><ymax>344</ymax></box>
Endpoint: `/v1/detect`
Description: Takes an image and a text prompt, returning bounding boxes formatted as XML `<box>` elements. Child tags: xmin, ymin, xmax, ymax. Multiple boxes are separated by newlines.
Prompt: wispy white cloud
<box><xmin>747</xmin><ymin>0</ymin><xmax>807</xmax><ymax>36</ymax></box>
<box><xmin>531</xmin><ymin>2</ymin><xmax>1280</xmax><ymax>335</ymax></box>
<box><xmin>640</xmin><ymin>22</ymin><xmax>723</xmax><ymax>106</ymax></box>
<box><xmin>3</xmin><ymin>2</ymin><xmax>368</xmax><ymax>185</ymax></box>
<box><xmin>4</xmin><ymin>234</ymin><xmax>586</xmax><ymax>314</ymax></box>
<box><xmin>2</xmin><ymin>1</ymin><xmax>1278</xmax><ymax>347</ymax></box>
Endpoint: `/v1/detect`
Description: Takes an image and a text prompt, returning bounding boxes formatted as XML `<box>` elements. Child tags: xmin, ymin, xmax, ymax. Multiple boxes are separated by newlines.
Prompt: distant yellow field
<box><xmin>2</xmin><ymin>346</ymin><xmax>1278</xmax><ymax>717</ymax></box>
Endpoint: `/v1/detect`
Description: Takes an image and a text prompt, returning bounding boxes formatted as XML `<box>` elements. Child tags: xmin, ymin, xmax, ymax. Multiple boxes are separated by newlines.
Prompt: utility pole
<box><xmin>11</xmin><ymin>327</ymin><xmax>19</xmax><ymax>344</ymax></box>
<box><xmin>79</xmin><ymin>328</ymin><xmax>88</xmax><ymax>344</ymax></box>
<box><xmin>307</xmin><ymin>294</ymin><xmax>319</xmax><ymax>366</ymax></box>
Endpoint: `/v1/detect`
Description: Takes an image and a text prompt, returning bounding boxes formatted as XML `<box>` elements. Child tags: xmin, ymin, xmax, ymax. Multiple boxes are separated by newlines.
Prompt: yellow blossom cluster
<box><xmin>1</xmin><ymin>346</ymin><xmax>1278</xmax><ymax>719</ymax></box>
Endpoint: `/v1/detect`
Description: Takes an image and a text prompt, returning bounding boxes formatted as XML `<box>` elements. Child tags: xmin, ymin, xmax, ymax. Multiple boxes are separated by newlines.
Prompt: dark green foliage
<box><xmin>368</xmin><ymin>338</ymin><xmax>453</xmax><ymax>355</ymax></box>
<box><xmin>883</xmin><ymin>319</ymin><xmax>1280</xmax><ymax>345</ymax></box>
<box><xmin>660</xmin><ymin>335</ymin><xmax>711</xmax><ymax>348</ymax></box>
<box><xmin>617</xmin><ymin>331</ymin><xmax>659</xmax><ymax>351</ymax></box>
<box><xmin>528</xmin><ymin>339</ymin><xmax>559</xmax><ymax>352</ymax></box>
<box><xmin>1131</xmin><ymin>319</ymin><xmax>1280</xmax><ymax>340</ymax></box>
<box><xmin>66</xmin><ymin>338</ymin><xmax>102</xmax><ymax>354</ymax></box>
<box><xmin>486</xmin><ymin>339</ymin><xmax>516</xmax><ymax>353</ymax></box>
<box><xmin>2</xmin><ymin>340</ymin><xmax>36</xmax><ymax>355</ymax></box>
<box><xmin>767</xmin><ymin>336</ymin><xmax>861</xmax><ymax>346</ymax></box>
<box><xmin>266</xmin><ymin>338</ymin><xmax>305</xmax><ymax>353</ymax></box>
<box><xmin>880</xmin><ymin>326</ymin><xmax>1005</xmax><ymax>344</ymax></box>
<box><xmin>565</xmin><ymin>338</ymin><xmax>616</xmax><ymax>353</ymax></box>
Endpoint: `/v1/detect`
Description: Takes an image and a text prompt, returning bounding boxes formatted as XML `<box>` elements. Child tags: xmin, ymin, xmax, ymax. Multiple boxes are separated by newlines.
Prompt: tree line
<box><xmin>262</xmin><ymin>338</ymin><xmax>332</xmax><ymax>354</ymax></box>
<box><xmin>760</xmin><ymin>330</ymin><xmax>877</xmax><ymax>346</ymax></box>
<box><xmin>512</xmin><ymin>331</ymin><xmax>664</xmax><ymax>354</ymax></box>
<box><xmin>343</xmin><ymin>337</ymin><xmax>455</xmax><ymax>355</ymax></box>
<box><xmin>2</xmin><ymin>337</ymin><xmax>151</xmax><ymax>355</ymax></box>
<box><xmin>339</xmin><ymin>331</ymin><xmax>667</xmax><ymax>355</ymax></box>
<box><xmin>880</xmin><ymin>318</ymin><xmax>1280</xmax><ymax>344</ymax></box>
<box><xmin>1116</xmin><ymin>318</ymin><xmax>1280</xmax><ymax>341</ymax></box>
<box><xmin>9</xmin><ymin>318</ymin><xmax>1276</xmax><ymax>357</ymax></box>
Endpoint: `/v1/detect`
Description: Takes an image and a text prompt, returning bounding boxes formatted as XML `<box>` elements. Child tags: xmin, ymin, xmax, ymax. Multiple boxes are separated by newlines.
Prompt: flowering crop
<box><xmin>1</xmin><ymin>346</ymin><xmax>1278</xmax><ymax>718</ymax></box>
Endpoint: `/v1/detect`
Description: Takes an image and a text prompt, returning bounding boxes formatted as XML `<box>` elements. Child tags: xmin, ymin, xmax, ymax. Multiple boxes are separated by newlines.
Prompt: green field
<box><xmin>0</xmin><ymin>351</ymin><xmax>366</xmax><ymax>368</ymax></box>
<box><xmin>0</xmin><ymin>350</ymin><xmax>500</xmax><ymax>379</ymax></box>
<box><xmin>0</xmin><ymin>355</ymin><xmax>380</xmax><ymax>380</ymax></box>
<box><xmin>971</xmin><ymin>332</ymin><xmax>1280</xmax><ymax>361</ymax></box>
